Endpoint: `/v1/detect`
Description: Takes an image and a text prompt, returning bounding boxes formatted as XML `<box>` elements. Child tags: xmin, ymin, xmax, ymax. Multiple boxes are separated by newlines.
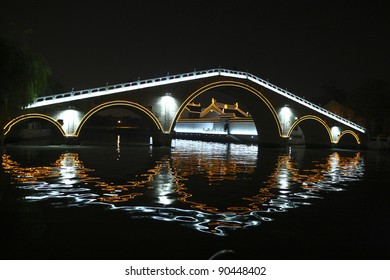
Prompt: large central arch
<box><xmin>171</xmin><ymin>80</ymin><xmax>284</xmax><ymax>147</ymax></box>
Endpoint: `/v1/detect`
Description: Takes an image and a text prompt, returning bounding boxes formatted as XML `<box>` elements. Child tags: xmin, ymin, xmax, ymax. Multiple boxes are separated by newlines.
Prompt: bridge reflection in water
<box><xmin>2</xmin><ymin>140</ymin><xmax>364</xmax><ymax>236</ymax></box>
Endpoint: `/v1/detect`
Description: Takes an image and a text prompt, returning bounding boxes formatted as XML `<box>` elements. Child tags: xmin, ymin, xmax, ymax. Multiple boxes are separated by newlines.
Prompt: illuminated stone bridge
<box><xmin>3</xmin><ymin>68</ymin><xmax>366</xmax><ymax>147</ymax></box>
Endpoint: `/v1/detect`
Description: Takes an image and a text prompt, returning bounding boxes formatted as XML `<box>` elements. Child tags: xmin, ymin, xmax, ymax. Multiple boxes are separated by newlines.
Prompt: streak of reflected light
<box><xmin>2</xmin><ymin>140</ymin><xmax>364</xmax><ymax>236</ymax></box>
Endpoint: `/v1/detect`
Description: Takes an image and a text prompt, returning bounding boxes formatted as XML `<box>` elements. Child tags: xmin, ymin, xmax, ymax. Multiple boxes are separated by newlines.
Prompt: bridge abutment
<box><xmin>0</xmin><ymin>131</ymin><xmax>5</xmax><ymax>146</ymax></box>
<box><xmin>152</xmin><ymin>133</ymin><xmax>172</xmax><ymax>147</ymax></box>
<box><xmin>64</xmin><ymin>136</ymin><xmax>81</xmax><ymax>145</ymax></box>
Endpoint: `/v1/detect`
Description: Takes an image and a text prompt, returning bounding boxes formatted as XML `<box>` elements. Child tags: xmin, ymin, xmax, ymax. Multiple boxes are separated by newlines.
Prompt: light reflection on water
<box><xmin>2</xmin><ymin>139</ymin><xmax>364</xmax><ymax>236</ymax></box>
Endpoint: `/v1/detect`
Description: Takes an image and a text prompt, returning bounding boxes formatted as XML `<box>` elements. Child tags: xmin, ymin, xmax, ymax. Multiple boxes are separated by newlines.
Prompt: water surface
<box><xmin>1</xmin><ymin>140</ymin><xmax>389</xmax><ymax>259</ymax></box>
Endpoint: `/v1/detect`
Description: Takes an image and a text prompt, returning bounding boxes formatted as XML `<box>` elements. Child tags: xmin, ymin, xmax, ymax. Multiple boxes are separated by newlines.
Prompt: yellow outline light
<box><xmin>3</xmin><ymin>113</ymin><xmax>66</xmax><ymax>136</ymax></box>
<box><xmin>74</xmin><ymin>100</ymin><xmax>162</xmax><ymax>137</ymax></box>
<box><xmin>288</xmin><ymin>115</ymin><xmax>333</xmax><ymax>143</ymax></box>
<box><xmin>337</xmin><ymin>130</ymin><xmax>361</xmax><ymax>145</ymax></box>
<box><xmin>171</xmin><ymin>80</ymin><xmax>283</xmax><ymax>136</ymax></box>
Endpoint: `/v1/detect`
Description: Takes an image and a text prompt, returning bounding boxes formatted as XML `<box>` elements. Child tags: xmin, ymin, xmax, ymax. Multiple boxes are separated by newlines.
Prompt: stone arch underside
<box><xmin>292</xmin><ymin>117</ymin><xmax>332</xmax><ymax>148</ymax></box>
<box><xmin>337</xmin><ymin>130</ymin><xmax>361</xmax><ymax>148</ymax></box>
<box><xmin>74</xmin><ymin>100</ymin><xmax>166</xmax><ymax>145</ymax></box>
<box><xmin>3</xmin><ymin>113</ymin><xmax>66</xmax><ymax>138</ymax></box>
<box><xmin>75</xmin><ymin>100</ymin><xmax>162</xmax><ymax>136</ymax></box>
<box><xmin>172</xmin><ymin>81</ymin><xmax>283</xmax><ymax>147</ymax></box>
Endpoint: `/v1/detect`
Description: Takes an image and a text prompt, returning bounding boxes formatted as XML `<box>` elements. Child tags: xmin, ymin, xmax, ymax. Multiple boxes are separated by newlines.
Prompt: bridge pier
<box><xmin>152</xmin><ymin>132</ymin><xmax>172</xmax><ymax>147</ymax></box>
<box><xmin>0</xmin><ymin>131</ymin><xmax>5</xmax><ymax>146</ymax></box>
<box><xmin>64</xmin><ymin>136</ymin><xmax>80</xmax><ymax>145</ymax></box>
<box><xmin>280</xmin><ymin>137</ymin><xmax>289</xmax><ymax>148</ymax></box>
<box><xmin>257</xmin><ymin>135</ymin><xmax>287</xmax><ymax>148</ymax></box>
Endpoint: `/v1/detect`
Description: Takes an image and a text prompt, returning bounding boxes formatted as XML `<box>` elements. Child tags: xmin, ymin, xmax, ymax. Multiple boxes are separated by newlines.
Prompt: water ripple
<box><xmin>2</xmin><ymin>141</ymin><xmax>364</xmax><ymax>236</ymax></box>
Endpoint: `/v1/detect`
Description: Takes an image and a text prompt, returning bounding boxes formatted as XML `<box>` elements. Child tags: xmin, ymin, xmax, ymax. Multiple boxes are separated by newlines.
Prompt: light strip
<box><xmin>288</xmin><ymin>115</ymin><xmax>334</xmax><ymax>143</ymax></box>
<box><xmin>26</xmin><ymin>68</ymin><xmax>366</xmax><ymax>133</ymax></box>
<box><xmin>337</xmin><ymin>130</ymin><xmax>361</xmax><ymax>145</ymax></box>
<box><xmin>3</xmin><ymin>113</ymin><xmax>66</xmax><ymax>136</ymax></box>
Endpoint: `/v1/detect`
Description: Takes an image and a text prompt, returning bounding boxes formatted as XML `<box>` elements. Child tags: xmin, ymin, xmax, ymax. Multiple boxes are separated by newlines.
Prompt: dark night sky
<box><xmin>1</xmin><ymin>0</ymin><xmax>389</xmax><ymax>100</ymax></box>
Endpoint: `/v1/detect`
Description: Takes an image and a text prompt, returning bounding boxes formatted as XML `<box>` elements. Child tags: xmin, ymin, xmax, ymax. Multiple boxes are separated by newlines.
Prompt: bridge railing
<box><xmin>211</xmin><ymin>69</ymin><xmax>366</xmax><ymax>133</ymax></box>
<box><xmin>29</xmin><ymin>68</ymin><xmax>365</xmax><ymax>133</ymax></box>
<box><xmin>242</xmin><ymin>71</ymin><xmax>366</xmax><ymax>133</ymax></box>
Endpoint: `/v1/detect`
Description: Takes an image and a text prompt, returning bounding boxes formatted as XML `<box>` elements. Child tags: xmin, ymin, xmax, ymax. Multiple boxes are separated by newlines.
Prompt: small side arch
<box><xmin>3</xmin><ymin>113</ymin><xmax>66</xmax><ymax>136</ymax></box>
<box><xmin>74</xmin><ymin>100</ymin><xmax>163</xmax><ymax>136</ymax></box>
<box><xmin>336</xmin><ymin>130</ymin><xmax>361</xmax><ymax>145</ymax></box>
<box><xmin>288</xmin><ymin>115</ymin><xmax>333</xmax><ymax>147</ymax></box>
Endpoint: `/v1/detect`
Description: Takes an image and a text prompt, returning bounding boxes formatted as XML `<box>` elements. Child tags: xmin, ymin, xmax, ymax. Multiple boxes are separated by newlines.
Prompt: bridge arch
<box><xmin>288</xmin><ymin>115</ymin><xmax>333</xmax><ymax>147</ymax></box>
<box><xmin>3</xmin><ymin>113</ymin><xmax>66</xmax><ymax>137</ymax></box>
<box><xmin>336</xmin><ymin>130</ymin><xmax>361</xmax><ymax>148</ymax></box>
<box><xmin>337</xmin><ymin>130</ymin><xmax>360</xmax><ymax>144</ymax></box>
<box><xmin>171</xmin><ymin>80</ymin><xmax>284</xmax><ymax>146</ymax></box>
<box><xmin>74</xmin><ymin>100</ymin><xmax>163</xmax><ymax>137</ymax></box>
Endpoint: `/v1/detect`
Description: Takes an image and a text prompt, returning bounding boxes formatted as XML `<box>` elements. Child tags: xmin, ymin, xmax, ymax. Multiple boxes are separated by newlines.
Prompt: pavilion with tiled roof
<box><xmin>199</xmin><ymin>98</ymin><xmax>250</xmax><ymax>119</ymax></box>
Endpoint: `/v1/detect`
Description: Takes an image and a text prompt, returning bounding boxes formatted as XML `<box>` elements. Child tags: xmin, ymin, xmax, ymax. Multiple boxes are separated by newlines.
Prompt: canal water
<box><xmin>1</xmin><ymin>139</ymin><xmax>389</xmax><ymax>260</ymax></box>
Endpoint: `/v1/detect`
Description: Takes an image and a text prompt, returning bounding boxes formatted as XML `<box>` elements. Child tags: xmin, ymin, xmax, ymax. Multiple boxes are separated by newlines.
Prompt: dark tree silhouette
<box><xmin>0</xmin><ymin>32</ymin><xmax>51</xmax><ymax>142</ymax></box>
